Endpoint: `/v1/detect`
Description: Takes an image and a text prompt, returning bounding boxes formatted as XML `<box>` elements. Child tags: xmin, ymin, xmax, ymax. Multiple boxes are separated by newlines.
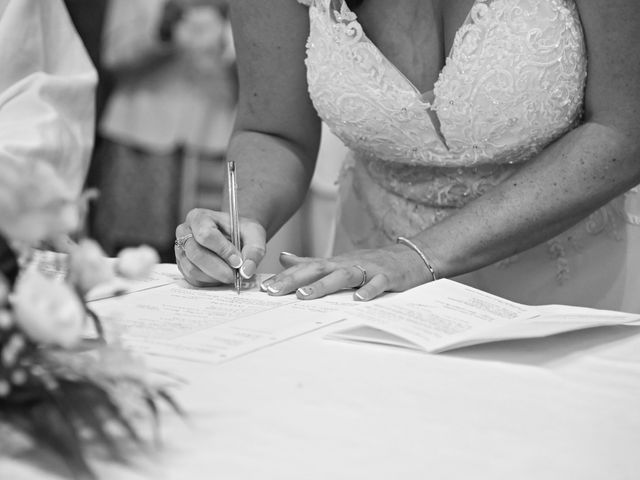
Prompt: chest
<box><xmin>352</xmin><ymin>0</ymin><xmax>476</xmax><ymax>93</ymax></box>
<box><xmin>304</xmin><ymin>0</ymin><xmax>587</xmax><ymax>167</ymax></box>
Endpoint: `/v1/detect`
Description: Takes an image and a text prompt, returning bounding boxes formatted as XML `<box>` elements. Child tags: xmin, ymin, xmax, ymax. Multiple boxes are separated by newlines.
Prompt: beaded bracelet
<box><xmin>396</xmin><ymin>236</ymin><xmax>438</xmax><ymax>282</ymax></box>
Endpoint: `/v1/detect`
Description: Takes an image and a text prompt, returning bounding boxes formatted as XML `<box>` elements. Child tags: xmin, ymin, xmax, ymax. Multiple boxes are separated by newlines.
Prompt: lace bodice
<box><xmin>299</xmin><ymin>0</ymin><xmax>587</xmax><ymax>208</ymax></box>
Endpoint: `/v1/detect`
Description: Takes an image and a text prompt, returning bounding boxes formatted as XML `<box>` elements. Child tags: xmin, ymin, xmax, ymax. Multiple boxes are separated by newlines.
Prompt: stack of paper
<box><xmin>329</xmin><ymin>279</ymin><xmax>640</xmax><ymax>353</ymax></box>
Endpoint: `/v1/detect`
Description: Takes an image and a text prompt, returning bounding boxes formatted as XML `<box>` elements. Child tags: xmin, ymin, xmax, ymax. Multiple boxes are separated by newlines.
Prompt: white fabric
<box><xmin>0</xmin><ymin>0</ymin><xmax>96</xmax><ymax>196</ymax></box>
<box><xmin>100</xmin><ymin>0</ymin><xmax>236</xmax><ymax>154</ymax></box>
<box><xmin>5</xmin><ymin>311</ymin><xmax>640</xmax><ymax>479</ymax></box>
<box><xmin>300</xmin><ymin>0</ymin><xmax>640</xmax><ymax>312</ymax></box>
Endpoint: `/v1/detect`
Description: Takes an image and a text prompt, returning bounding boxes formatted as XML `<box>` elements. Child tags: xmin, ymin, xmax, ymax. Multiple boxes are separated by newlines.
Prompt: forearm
<box><xmin>221</xmin><ymin>0</ymin><xmax>317</xmax><ymax>239</ymax></box>
<box><xmin>227</xmin><ymin>129</ymin><xmax>317</xmax><ymax>239</ymax></box>
<box><xmin>414</xmin><ymin>122</ymin><xmax>640</xmax><ymax>278</ymax></box>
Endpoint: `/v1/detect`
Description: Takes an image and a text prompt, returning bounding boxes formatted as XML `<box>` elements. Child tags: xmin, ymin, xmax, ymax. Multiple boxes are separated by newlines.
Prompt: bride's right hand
<box><xmin>175</xmin><ymin>208</ymin><xmax>267</xmax><ymax>286</ymax></box>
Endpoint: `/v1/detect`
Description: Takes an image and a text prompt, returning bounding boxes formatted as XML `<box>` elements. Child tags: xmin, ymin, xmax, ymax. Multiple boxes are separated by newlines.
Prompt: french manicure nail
<box><xmin>240</xmin><ymin>260</ymin><xmax>256</xmax><ymax>279</ymax></box>
<box><xmin>260</xmin><ymin>276</ymin><xmax>274</xmax><ymax>291</ymax></box>
<box><xmin>267</xmin><ymin>282</ymin><xmax>282</xmax><ymax>294</ymax></box>
<box><xmin>280</xmin><ymin>251</ymin><xmax>296</xmax><ymax>257</ymax></box>
<box><xmin>354</xmin><ymin>291</ymin><xmax>366</xmax><ymax>301</ymax></box>
<box><xmin>297</xmin><ymin>287</ymin><xmax>312</xmax><ymax>297</ymax></box>
<box><xmin>229</xmin><ymin>254</ymin><xmax>243</xmax><ymax>269</ymax></box>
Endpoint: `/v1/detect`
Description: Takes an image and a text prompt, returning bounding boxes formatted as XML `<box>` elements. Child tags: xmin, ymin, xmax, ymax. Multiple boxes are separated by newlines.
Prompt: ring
<box><xmin>353</xmin><ymin>264</ymin><xmax>367</xmax><ymax>288</ymax></box>
<box><xmin>174</xmin><ymin>233</ymin><xmax>194</xmax><ymax>251</ymax></box>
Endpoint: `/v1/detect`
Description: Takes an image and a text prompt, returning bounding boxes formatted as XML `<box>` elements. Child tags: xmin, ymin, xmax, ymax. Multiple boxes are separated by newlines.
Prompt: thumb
<box><xmin>239</xmin><ymin>221</ymin><xmax>266</xmax><ymax>279</ymax></box>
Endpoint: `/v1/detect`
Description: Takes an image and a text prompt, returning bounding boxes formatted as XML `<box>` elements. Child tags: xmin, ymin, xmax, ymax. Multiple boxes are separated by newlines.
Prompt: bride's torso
<box><xmin>297</xmin><ymin>0</ymin><xmax>640</xmax><ymax>311</ymax></box>
<box><xmin>301</xmin><ymin>0</ymin><xmax>587</xmax><ymax>208</ymax></box>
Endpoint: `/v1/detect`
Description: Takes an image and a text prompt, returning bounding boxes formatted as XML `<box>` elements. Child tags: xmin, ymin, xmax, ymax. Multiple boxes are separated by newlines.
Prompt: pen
<box><xmin>226</xmin><ymin>160</ymin><xmax>242</xmax><ymax>294</ymax></box>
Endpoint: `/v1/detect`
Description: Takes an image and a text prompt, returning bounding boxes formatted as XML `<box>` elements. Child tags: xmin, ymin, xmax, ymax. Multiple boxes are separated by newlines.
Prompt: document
<box><xmin>329</xmin><ymin>279</ymin><xmax>640</xmax><ymax>353</ymax></box>
<box><xmin>91</xmin><ymin>273</ymin><xmax>359</xmax><ymax>363</ymax></box>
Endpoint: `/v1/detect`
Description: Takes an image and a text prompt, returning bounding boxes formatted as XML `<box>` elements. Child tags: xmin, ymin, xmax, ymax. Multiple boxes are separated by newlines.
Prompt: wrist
<box><xmin>396</xmin><ymin>236</ymin><xmax>438</xmax><ymax>281</ymax></box>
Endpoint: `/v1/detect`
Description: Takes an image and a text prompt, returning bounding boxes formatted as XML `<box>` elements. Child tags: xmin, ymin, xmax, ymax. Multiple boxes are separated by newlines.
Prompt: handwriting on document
<box><xmin>331</xmin><ymin>279</ymin><xmax>640</xmax><ymax>353</ymax></box>
<box><xmin>91</xmin><ymin>278</ymin><xmax>358</xmax><ymax>363</ymax></box>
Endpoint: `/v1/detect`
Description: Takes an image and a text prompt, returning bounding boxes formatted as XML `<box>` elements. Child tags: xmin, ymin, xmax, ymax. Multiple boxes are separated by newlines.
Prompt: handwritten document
<box><xmin>91</xmin><ymin>273</ymin><xmax>358</xmax><ymax>363</ymax></box>
<box><xmin>330</xmin><ymin>279</ymin><xmax>640</xmax><ymax>353</ymax></box>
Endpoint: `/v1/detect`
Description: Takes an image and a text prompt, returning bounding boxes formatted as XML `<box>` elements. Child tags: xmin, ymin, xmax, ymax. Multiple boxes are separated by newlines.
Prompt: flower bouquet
<box><xmin>0</xmin><ymin>161</ymin><xmax>181</xmax><ymax>478</ymax></box>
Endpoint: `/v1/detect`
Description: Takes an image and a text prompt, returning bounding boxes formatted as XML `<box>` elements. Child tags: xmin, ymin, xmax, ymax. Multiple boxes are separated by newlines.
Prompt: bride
<box><xmin>175</xmin><ymin>0</ymin><xmax>640</xmax><ymax>312</ymax></box>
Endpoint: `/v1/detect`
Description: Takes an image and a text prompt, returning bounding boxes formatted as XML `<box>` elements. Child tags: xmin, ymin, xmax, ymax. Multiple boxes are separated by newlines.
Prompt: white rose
<box><xmin>10</xmin><ymin>269</ymin><xmax>85</xmax><ymax>348</ymax></box>
<box><xmin>68</xmin><ymin>238</ymin><xmax>114</xmax><ymax>294</ymax></box>
<box><xmin>116</xmin><ymin>245</ymin><xmax>160</xmax><ymax>279</ymax></box>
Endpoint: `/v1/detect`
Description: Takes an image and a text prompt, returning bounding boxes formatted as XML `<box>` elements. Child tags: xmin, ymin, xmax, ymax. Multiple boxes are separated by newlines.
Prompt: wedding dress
<box><xmin>297</xmin><ymin>0</ymin><xmax>640</xmax><ymax>312</ymax></box>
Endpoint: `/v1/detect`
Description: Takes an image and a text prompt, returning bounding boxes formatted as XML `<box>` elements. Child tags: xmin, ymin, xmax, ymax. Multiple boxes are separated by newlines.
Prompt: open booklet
<box><xmin>329</xmin><ymin>279</ymin><xmax>640</xmax><ymax>353</ymax></box>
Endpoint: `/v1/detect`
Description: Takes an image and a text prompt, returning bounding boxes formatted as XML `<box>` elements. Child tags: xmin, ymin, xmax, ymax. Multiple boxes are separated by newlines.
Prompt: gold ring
<box><xmin>174</xmin><ymin>233</ymin><xmax>194</xmax><ymax>251</ymax></box>
<box><xmin>353</xmin><ymin>264</ymin><xmax>367</xmax><ymax>288</ymax></box>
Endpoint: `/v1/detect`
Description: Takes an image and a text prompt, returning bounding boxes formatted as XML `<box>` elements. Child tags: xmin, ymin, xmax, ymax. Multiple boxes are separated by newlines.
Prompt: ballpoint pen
<box><xmin>226</xmin><ymin>160</ymin><xmax>242</xmax><ymax>294</ymax></box>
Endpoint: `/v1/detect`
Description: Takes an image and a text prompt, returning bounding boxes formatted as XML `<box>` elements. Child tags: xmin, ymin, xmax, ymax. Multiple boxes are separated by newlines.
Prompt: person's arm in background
<box><xmin>0</xmin><ymin>0</ymin><xmax>96</xmax><ymax>245</ymax></box>
<box><xmin>175</xmin><ymin>0</ymin><xmax>320</xmax><ymax>286</ymax></box>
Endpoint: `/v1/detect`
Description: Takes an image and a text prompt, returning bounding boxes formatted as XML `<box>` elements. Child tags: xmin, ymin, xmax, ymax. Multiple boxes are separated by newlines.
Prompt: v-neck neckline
<box><xmin>337</xmin><ymin>0</ymin><xmax>479</xmax><ymax>98</ymax></box>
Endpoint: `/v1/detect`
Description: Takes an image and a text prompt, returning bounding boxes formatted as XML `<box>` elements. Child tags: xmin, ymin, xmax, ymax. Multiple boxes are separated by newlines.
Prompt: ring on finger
<box><xmin>175</xmin><ymin>233</ymin><xmax>194</xmax><ymax>251</ymax></box>
<box><xmin>353</xmin><ymin>264</ymin><xmax>367</xmax><ymax>288</ymax></box>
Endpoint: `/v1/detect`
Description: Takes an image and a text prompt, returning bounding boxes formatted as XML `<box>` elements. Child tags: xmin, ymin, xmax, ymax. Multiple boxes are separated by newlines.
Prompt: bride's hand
<box><xmin>261</xmin><ymin>246</ymin><xmax>432</xmax><ymax>301</ymax></box>
<box><xmin>175</xmin><ymin>208</ymin><xmax>266</xmax><ymax>286</ymax></box>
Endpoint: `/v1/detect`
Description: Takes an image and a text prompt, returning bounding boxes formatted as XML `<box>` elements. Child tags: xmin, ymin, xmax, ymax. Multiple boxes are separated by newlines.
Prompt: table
<box><xmin>3</xmin><ymin>292</ymin><xmax>640</xmax><ymax>479</ymax></box>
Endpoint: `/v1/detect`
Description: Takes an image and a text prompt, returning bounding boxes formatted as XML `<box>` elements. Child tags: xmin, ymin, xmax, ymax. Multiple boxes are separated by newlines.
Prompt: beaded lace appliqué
<box><xmin>304</xmin><ymin>0</ymin><xmax>586</xmax><ymax>171</ymax></box>
<box><xmin>299</xmin><ymin>0</ymin><xmax>630</xmax><ymax>281</ymax></box>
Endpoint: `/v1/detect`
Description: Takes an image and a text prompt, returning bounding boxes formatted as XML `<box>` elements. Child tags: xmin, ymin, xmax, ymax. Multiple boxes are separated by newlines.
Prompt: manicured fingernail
<box><xmin>280</xmin><ymin>251</ymin><xmax>296</xmax><ymax>257</ymax></box>
<box><xmin>297</xmin><ymin>287</ymin><xmax>312</xmax><ymax>297</ymax></box>
<box><xmin>240</xmin><ymin>260</ymin><xmax>256</xmax><ymax>279</ymax></box>
<box><xmin>229</xmin><ymin>254</ymin><xmax>243</xmax><ymax>269</ymax></box>
<box><xmin>267</xmin><ymin>282</ymin><xmax>283</xmax><ymax>294</ymax></box>
<box><xmin>354</xmin><ymin>291</ymin><xmax>366</xmax><ymax>301</ymax></box>
<box><xmin>260</xmin><ymin>276</ymin><xmax>274</xmax><ymax>291</ymax></box>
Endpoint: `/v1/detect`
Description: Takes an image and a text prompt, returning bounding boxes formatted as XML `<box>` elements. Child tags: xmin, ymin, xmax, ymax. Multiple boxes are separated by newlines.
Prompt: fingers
<box><xmin>279</xmin><ymin>251</ymin><xmax>311</xmax><ymax>268</ymax></box>
<box><xmin>261</xmin><ymin>252</ymin><xmax>367</xmax><ymax>300</ymax></box>
<box><xmin>175</xmin><ymin>212</ymin><xmax>236</xmax><ymax>285</ymax></box>
<box><xmin>354</xmin><ymin>273</ymin><xmax>390</xmax><ymax>302</ymax></box>
<box><xmin>264</xmin><ymin>252</ymin><xmax>393</xmax><ymax>301</ymax></box>
<box><xmin>239</xmin><ymin>221</ymin><xmax>267</xmax><ymax>279</ymax></box>
<box><xmin>175</xmin><ymin>247</ymin><xmax>224</xmax><ymax>287</ymax></box>
<box><xmin>295</xmin><ymin>265</ymin><xmax>368</xmax><ymax>300</ymax></box>
<box><xmin>260</xmin><ymin>260</ymin><xmax>329</xmax><ymax>296</ymax></box>
<box><xmin>183</xmin><ymin>233</ymin><xmax>236</xmax><ymax>283</ymax></box>
<box><xmin>177</xmin><ymin>209</ymin><xmax>270</xmax><ymax>285</ymax></box>
<box><xmin>187</xmin><ymin>209</ymin><xmax>243</xmax><ymax>269</ymax></box>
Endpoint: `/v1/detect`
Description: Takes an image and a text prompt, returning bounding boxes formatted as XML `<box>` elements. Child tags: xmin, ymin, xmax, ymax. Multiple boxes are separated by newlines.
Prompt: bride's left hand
<box><xmin>260</xmin><ymin>245</ymin><xmax>431</xmax><ymax>301</ymax></box>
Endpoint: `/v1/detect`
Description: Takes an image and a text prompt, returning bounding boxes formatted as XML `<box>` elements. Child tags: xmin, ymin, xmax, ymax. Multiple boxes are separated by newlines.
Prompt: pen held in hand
<box><xmin>226</xmin><ymin>160</ymin><xmax>242</xmax><ymax>294</ymax></box>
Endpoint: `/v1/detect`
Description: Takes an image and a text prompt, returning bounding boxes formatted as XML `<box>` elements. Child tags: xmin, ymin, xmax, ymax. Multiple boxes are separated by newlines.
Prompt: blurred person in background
<box><xmin>92</xmin><ymin>0</ymin><xmax>236</xmax><ymax>262</ymax></box>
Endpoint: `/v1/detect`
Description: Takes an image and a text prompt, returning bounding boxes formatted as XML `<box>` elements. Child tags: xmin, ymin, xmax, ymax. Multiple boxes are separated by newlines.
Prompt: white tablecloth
<box><xmin>4</xmin><ymin>305</ymin><xmax>640</xmax><ymax>479</ymax></box>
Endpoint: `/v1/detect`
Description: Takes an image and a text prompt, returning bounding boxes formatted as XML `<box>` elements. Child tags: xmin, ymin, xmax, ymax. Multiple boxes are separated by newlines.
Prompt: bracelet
<box><xmin>396</xmin><ymin>236</ymin><xmax>438</xmax><ymax>282</ymax></box>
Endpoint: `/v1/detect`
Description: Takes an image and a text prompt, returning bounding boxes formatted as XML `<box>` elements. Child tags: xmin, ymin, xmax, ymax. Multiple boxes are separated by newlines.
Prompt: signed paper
<box><xmin>330</xmin><ymin>279</ymin><xmax>640</xmax><ymax>353</ymax></box>
<box><xmin>91</xmin><ymin>273</ymin><xmax>358</xmax><ymax>363</ymax></box>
